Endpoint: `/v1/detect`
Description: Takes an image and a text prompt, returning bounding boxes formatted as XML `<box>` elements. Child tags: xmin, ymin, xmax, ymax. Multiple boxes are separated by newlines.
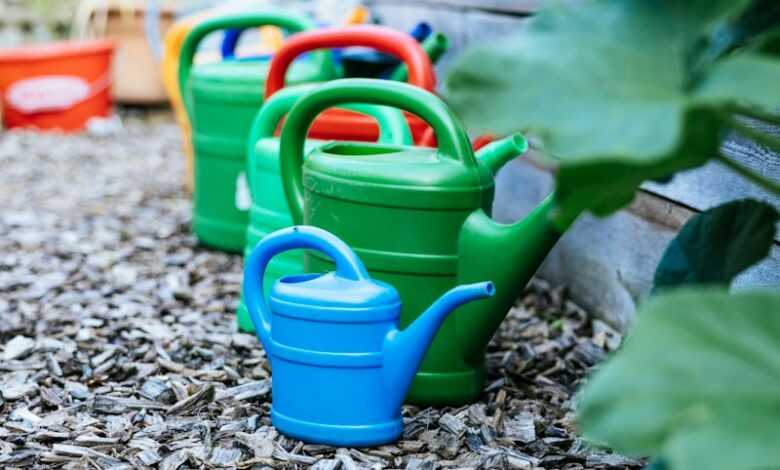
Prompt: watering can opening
<box><xmin>321</xmin><ymin>143</ymin><xmax>404</xmax><ymax>156</ymax></box>
<box><xmin>278</xmin><ymin>272</ymin><xmax>323</xmax><ymax>284</ymax></box>
<box><xmin>483</xmin><ymin>283</ymin><xmax>495</xmax><ymax>296</ymax></box>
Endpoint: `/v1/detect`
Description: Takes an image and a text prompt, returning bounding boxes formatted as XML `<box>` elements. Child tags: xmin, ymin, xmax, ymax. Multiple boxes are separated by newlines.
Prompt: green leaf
<box><xmin>753</xmin><ymin>30</ymin><xmax>780</xmax><ymax>56</ymax></box>
<box><xmin>577</xmin><ymin>288</ymin><xmax>780</xmax><ymax>470</ymax></box>
<box><xmin>654</xmin><ymin>199</ymin><xmax>779</xmax><ymax>290</ymax></box>
<box><xmin>690</xmin><ymin>0</ymin><xmax>780</xmax><ymax>69</ymax></box>
<box><xmin>444</xmin><ymin>0</ymin><xmax>780</xmax><ymax>224</ymax></box>
<box><xmin>694</xmin><ymin>54</ymin><xmax>780</xmax><ymax>106</ymax></box>
<box><xmin>645</xmin><ymin>460</ymin><xmax>669</xmax><ymax>470</ymax></box>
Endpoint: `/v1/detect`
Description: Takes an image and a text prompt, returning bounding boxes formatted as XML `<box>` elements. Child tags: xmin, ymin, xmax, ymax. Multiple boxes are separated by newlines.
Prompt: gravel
<box><xmin>0</xmin><ymin>110</ymin><xmax>642</xmax><ymax>469</ymax></box>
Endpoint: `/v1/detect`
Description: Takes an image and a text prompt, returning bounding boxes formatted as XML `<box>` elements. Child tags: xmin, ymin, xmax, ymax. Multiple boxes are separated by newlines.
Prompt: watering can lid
<box><xmin>271</xmin><ymin>271</ymin><xmax>400</xmax><ymax>310</ymax></box>
<box><xmin>304</xmin><ymin>143</ymin><xmax>492</xmax><ymax>209</ymax></box>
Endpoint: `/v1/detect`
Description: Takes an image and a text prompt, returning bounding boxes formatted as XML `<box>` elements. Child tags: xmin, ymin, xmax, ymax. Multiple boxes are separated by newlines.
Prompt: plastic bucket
<box><xmin>0</xmin><ymin>40</ymin><xmax>114</xmax><ymax>132</ymax></box>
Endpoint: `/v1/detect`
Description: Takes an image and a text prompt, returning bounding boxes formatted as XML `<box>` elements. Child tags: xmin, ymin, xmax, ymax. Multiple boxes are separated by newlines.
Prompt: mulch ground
<box><xmin>0</xmin><ymin>111</ymin><xmax>642</xmax><ymax>469</ymax></box>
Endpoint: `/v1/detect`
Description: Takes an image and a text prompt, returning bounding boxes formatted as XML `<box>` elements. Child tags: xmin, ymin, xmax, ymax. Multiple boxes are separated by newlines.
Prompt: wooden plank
<box><xmin>643</xmin><ymin>120</ymin><xmax>780</xmax><ymax>213</ymax></box>
<box><xmin>365</xmin><ymin>2</ymin><xmax>469</xmax><ymax>78</ymax></box>
<box><xmin>364</xmin><ymin>2</ymin><xmax>528</xmax><ymax>83</ymax></box>
<box><xmin>493</xmin><ymin>156</ymin><xmax>780</xmax><ymax>331</ymax></box>
<box><xmin>463</xmin><ymin>8</ymin><xmax>527</xmax><ymax>45</ymax></box>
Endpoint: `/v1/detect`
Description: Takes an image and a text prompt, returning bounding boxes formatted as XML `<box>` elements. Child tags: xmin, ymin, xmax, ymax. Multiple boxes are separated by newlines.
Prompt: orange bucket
<box><xmin>0</xmin><ymin>40</ymin><xmax>114</xmax><ymax>132</ymax></box>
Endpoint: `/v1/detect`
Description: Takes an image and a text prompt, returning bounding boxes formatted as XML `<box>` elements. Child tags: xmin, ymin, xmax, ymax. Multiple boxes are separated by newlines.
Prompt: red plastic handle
<box><xmin>265</xmin><ymin>25</ymin><xmax>436</xmax><ymax>98</ymax></box>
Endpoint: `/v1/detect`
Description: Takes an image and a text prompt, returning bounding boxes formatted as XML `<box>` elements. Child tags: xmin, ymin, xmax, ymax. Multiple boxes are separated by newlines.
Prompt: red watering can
<box><xmin>264</xmin><ymin>25</ymin><xmax>436</xmax><ymax>144</ymax></box>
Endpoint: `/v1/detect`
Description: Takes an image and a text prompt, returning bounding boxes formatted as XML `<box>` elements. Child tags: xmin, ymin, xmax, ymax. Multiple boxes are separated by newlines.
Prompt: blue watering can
<box><xmin>244</xmin><ymin>226</ymin><xmax>493</xmax><ymax>446</ymax></box>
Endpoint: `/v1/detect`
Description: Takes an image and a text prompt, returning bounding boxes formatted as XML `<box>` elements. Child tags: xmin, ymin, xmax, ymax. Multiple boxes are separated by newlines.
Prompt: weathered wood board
<box><xmin>493</xmin><ymin>157</ymin><xmax>780</xmax><ymax>331</ymax></box>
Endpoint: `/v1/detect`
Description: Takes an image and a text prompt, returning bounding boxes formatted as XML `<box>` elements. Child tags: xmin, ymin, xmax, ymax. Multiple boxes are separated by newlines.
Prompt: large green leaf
<box><xmin>577</xmin><ymin>289</ymin><xmax>780</xmax><ymax>470</ymax></box>
<box><xmin>654</xmin><ymin>199</ymin><xmax>779</xmax><ymax>289</ymax></box>
<box><xmin>445</xmin><ymin>0</ymin><xmax>780</xmax><ymax>225</ymax></box>
<box><xmin>695</xmin><ymin>54</ymin><xmax>780</xmax><ymax>105</ymax></box>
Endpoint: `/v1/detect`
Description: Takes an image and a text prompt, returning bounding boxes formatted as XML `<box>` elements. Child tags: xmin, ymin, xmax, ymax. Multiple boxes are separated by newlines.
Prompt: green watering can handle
<box><xmin>280</xmin><ymin>78</ymin><xmax>475</xmax><ymax>224</ymax></box>
<box><xmin>247</xmin><ymin>83</ymin><xmax>412</xmax><ymax>153</ymax></box>
<box><xmin>177</xmin><ymin>11</ymin><xmax>334</xmax><ymax>117</ymax></box>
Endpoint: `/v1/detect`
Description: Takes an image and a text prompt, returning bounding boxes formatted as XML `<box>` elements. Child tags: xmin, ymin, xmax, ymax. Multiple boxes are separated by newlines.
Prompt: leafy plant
<box><xmin>653</xmin><ymin>199</ymin><xmax>779</xmax><ymax>290</ymax></box>
<box><xmin>445</xmin><ymin>1</ymin><xmax>780</xmax><ymax>469</ymax></box>
<box><xmin>445</xmin><ymin>0</ymin><xmax>780</xmax><ymax>226</ymax></box>
<box><xmin>577</xmin><ymin>288</ymin><xmax>780</xmax><ymax>470</ymax></box>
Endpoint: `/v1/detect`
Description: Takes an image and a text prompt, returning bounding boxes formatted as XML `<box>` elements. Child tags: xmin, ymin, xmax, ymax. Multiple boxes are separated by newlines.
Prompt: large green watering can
<box><xmin>235</xmin><ymin>84</ymin><xmax>413</xmax><ymax>332</ymax></box>
<box><xmin>178</xmin><ymin>10</ymin><xmax>336</xmax><ymax>252</ymax></box>
<box><xmin>279</xmin><ymin>79</ymin><xmax>576</xmax><ymax>405</ymax></box>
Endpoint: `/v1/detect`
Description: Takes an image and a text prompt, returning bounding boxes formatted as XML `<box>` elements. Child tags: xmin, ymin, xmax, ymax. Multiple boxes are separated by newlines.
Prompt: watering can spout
<box><xmin>382</xmin><ymin>282</ymin><xmax>494</xmax><ymax>409</ymax></box>
<box><xmin>475</xmin><ymin>134</ymin><xmax>528</xmax><ymax>175</ymax></box>
<box><xmin>456</xmin><ymin>194</ymin><xmax>571</xmax><ymax>366</ymax></box>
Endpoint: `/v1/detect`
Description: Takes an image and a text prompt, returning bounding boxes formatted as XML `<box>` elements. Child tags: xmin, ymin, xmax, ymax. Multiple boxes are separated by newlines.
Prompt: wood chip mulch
<box><xmin>0</xmin><ymin>112</ymin><xmax>642</xmax><ymax>469</ymax></box>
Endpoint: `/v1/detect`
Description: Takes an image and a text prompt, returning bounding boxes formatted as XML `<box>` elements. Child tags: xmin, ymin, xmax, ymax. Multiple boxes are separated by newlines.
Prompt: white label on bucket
<box><xmin>235</xmin><ymin>172</ymin><xmax>252</xmax><ymax>211</ymax></box>
<box><xmin>6</xmin><ymin>75</ymin><xmax>90</xmax><ymax>114</ymax></box>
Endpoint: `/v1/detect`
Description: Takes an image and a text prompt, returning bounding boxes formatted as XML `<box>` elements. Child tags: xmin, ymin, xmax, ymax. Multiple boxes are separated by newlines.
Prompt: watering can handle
<box><xmin>264</xmin><ymin>26</ymin><xmax>436</xmax><ymax>98</ymax></box>
<box><xmin>177</xmin><ymin>11</ymin><xmax>332</xmax><ymax>116</ymax></box>
<box><xmin>247</xmin><ymin>83</ymin><xmax>412</xmax><ymax>152</ymax></box>
<box><xmin>220</xmin><ymin>29</ymin><xmax>243</xmax><ymax>58</ymax></box>
<box><xmin>221</xmin><ymin>26</ymin><xmax>285</xmax><ymax>59</ymax></box>
<box><xmin>243</xmin><ymin>226</ymin><xmax>370</xmax><ymax>343</ymax></box>
<box><xmin>279</xmin><ymin>79</ymin><xmax>475</xmax><ymax>224</ymax></box>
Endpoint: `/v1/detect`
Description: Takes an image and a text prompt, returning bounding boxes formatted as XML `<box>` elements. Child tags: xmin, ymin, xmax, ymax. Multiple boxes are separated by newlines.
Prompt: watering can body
<box><xmin>264</xmin><ymin>25</ymin><xmax>439</xmax><ymax>144</ymax></box>
<box><xmin>178</xmin><ymin>11</ymin><xmax>336</xmax><ymax>252</ymax></box>
<box><xmin>279</xmin><ymin>79</ymin><xmax>571</xmax><ymax>405</ymax></box>
<box><xmin>234</xmin><ymin>83</ymin><xmax>413</xmax><ymax>332</ymax></box>
<box><xmin>243</xmin><ymin>225</ymin><xmax>493</xmax><ymax>446</ymax></box>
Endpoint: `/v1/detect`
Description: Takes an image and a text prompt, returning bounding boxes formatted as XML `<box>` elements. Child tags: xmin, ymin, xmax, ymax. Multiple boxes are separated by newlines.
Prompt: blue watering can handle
<box><xmin>243</xmin><ymin>226</ymin><xmax>370</xmax><ymax>343</ymax></box>
<box><xmin>221</xmin><ymin>29</ymin><xmax>242</xmax><ymax>58</ymax></box>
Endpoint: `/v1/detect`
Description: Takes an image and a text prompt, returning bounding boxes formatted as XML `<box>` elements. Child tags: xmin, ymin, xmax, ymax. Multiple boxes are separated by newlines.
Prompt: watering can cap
<box><xmin>271</xmin><ymin>271</ymin><xmax>401</xmax><ymax>310</ymax></box>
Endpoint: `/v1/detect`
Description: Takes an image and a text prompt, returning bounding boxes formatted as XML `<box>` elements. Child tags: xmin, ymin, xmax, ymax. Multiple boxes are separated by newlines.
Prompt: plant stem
<box><xmin>729</xmin><ymin>104</ymin><xmax>780</xmax><ymax>127</ymax></box>
<box><xmin>716</xmin><ymin>153</ymin><xmax>780</xmax><ymax>196</ymax></box>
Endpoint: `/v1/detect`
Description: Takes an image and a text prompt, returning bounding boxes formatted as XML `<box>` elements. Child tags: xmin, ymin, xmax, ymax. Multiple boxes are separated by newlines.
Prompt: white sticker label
<box><xmin>6</xmin><ymin>75</ymin><xmax>90</xmax><ymax>114</ymax></box>
<box><xmin>235</xmin><ymin>172</ymin><xmax>252</xmax><ymax>211</ymax></box>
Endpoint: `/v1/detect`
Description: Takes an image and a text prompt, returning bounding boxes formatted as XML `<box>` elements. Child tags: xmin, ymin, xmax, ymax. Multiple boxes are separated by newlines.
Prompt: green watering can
<box><xmin>235</xmin><ymin>84</ymin><xmax>413</xmax><ymax>332</ymax></box>
<box><xmin>178</xmin><ymin>10</ymin><xmax>336</xmax><ymax>252</ymax></box>
<box><xmin>280</xmin><ymin>79</ymin><xmax>575</xmax><ymax>405</ymax></box>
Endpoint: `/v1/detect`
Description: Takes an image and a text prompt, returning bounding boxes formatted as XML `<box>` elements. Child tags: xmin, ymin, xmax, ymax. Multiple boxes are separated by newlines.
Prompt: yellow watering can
<box><xmin>161</xmin><ymin>9</ymin><xmax>290</xmax><ymax>192</ymax></box>
<box><xmin>162</xmin><ymin>11</ymin><xmax>210</xmax><ymax>193</ymax></box>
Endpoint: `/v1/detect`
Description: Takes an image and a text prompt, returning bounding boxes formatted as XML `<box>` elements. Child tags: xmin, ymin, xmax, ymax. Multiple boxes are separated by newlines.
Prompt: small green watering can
<box><xmin>235</xmin><ymin>84</ymin><xmax>413</xmax><ymax>332</ymax></box>
<box><xmin>279</xmin><ymin>79</ymin><xmax>577</xmax><ymax>405</ymax></box>
<box><xmin>178</xmin><ymin>10</ymin><xmax>336</xmax><ymax>252</ymax></box>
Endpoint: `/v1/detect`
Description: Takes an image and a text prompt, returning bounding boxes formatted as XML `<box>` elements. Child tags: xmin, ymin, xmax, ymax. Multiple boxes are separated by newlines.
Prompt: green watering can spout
<box><xmin>456</xmin><ymin>194</ymin><xmax>567</xmax><ymax>364</ymax></box>
<box><xmin>475</xmin><ymin>134</ymin><xmax>528</xmax><ymax>175</ymax></box>
<box><xmin>457</xmin><ymin>134</ymin><xmax>575</xmax><ymax>366</ymax></box>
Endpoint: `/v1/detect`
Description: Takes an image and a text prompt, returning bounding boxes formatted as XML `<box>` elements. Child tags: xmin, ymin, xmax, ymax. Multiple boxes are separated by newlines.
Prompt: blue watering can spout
<box><xmin>382</xmin><ymin>282</ymin><xmax>494</xmax><ymax>409</ymax></box>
